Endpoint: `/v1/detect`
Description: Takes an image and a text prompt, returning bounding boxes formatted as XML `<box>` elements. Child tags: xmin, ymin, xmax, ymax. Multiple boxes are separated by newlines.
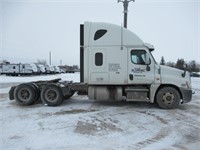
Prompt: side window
<box><xmin>13</xmin><ymin>66</ymin><xmax>15</xmax><ymax>69</ymax></box>
<box><xmin>94</xmin><ymin>29</ymin><xmax>107</xmax><ymax>41</ymax></box>
<box><xmin>95</xmin><ymin>52</ymin><xmax>103</xmax><ymax>66</ymax></box>
<box><xmin>131</xmin><ymin>50</ymin><xmax>149</xmax><ymax>65</ymax></box>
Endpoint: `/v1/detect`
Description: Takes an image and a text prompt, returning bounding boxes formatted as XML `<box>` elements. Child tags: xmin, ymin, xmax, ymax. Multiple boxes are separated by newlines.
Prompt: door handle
<box><xmin>129</xmin><ymin>74</ymin><xmax>133</xmax><ymax>80</ymax></box>
<box><xmin>146</xmin><ymin>65</ymin><xmax>150</xmax><ymax>71</ymax></box>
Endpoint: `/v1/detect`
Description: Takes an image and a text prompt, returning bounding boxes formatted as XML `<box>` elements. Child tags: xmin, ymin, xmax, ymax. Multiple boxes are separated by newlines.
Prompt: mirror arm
<box><xmin>182</xmin><ymin>64</ymin><xmax>188</xmax><ymax>77</ymax></box>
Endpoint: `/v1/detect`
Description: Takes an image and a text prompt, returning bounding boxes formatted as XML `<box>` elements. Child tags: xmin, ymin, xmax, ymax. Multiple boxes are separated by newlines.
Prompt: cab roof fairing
<box><xmin>144</xmin><ymin>43</ymin><xmax>155</xmax><ymax>51</ymax></box>
<box><xmin>84</xmin><ymin>22</ymin><xmax>144</xmax><ymax>47</ymax></box>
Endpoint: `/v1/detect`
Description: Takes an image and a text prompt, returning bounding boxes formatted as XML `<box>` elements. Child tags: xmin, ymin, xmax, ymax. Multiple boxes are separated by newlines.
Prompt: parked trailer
<box><xmin>9</xmin><ymin>22</ymin><xmax>192</xmax><ymax>109</ymax></box>
<box><xmin>1</xmin><ymin>63</ymin><xmax>37</xmax><ymax>76</ymax></box>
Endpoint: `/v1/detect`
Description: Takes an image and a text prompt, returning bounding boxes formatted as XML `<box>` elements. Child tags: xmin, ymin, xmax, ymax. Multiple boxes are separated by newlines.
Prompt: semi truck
<box><xmin>9</xmin><ymin>22</ymin><xmax>192</xmax><ymax>109</ymax></box>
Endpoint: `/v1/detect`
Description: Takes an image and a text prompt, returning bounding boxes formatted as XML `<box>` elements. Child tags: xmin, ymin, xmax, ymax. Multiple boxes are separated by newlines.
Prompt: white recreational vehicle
<box><xmin>1</xmin><ymin>63</ymin><xmax>37</xmax><ymax>76</ymax></box>
<box><xmin>44</xmin><ymin>65</ymin><xmax>51</xmax><ymax>74</ymax></box>
<box><xmin>30</xmin><ymin>64</ymin><xmax>38</xmax><ymax>74</ymax></box>
<box><xmin>36</xmin><ymin>64</ymin><xmax>46</xmax><ymax>74</ymax></box>
<box><xmin>49</xmin><ymin>65</ymin><xmax>55</xmax><ymax>74</ymax></box>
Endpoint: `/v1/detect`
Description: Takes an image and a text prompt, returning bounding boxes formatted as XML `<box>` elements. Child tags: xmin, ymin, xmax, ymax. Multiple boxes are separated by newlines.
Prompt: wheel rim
<box><xmin>45</xmin><ymin>89</ymin><xmax>58</xmax><ymax>102</ymax></box>
<box><xmin>162</xmin><ymin>92</ymin><xmax>175</xmax><ymax>105</ymax></box>
<box><xmin>18</xmin><ymin>88</ymin><xmax>30</xmax><ymax>102</ymax></box>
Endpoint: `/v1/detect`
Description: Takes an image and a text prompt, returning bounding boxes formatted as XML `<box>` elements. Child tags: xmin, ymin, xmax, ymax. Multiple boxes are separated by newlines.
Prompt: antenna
<box><xmin>118</xmin><ymin>0</ymin><xmax>135</xmax><ymax>28</ymax></box>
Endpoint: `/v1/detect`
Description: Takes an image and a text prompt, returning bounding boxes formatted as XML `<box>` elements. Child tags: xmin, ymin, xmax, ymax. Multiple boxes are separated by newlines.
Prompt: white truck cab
<box><xmin>80</xmin><ymin>22</ymin><xmax>192</xmax><ymax>108</ymax></box>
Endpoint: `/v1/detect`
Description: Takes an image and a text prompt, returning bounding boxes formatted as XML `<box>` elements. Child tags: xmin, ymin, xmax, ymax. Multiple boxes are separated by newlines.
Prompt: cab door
<box><xmin>128</xmin><ymin>48</ymin><xmax>155</xmax><ymax>84</ymax></box>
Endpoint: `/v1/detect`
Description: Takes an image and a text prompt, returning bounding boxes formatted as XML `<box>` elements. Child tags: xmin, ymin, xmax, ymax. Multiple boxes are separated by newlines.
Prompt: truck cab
<box><xmin>80</xmin><ymin>22</ymin><xmax>192</xmax><ymax>108</ymax></box>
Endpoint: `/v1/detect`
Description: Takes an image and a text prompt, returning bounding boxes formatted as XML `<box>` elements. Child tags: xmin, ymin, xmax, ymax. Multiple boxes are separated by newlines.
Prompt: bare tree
<box><xmin>166</xmin><ymin>61</ymin><xmax>175</xmax><ymax>68</ymax></box>
<box><xmin>36</xmin><ymin>59</ymin><xmax>47</xmax><ymax>66</ymax></box>
<box><xmin>188</xmin><ymin>60</ymin><xmax>200</xmax><ymax>72</ymax></box>
<box><xmin>176</xmin><ymin>59</ymin><xmax>185</xmax><ymax>70</ymax></box>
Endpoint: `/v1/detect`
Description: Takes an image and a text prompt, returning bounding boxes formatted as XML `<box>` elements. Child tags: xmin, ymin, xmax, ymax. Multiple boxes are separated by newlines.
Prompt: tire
<box><xmin>29</xmin><ymin>83</ymin><xmax>40</xmax><ymax>102</ymax></box>
<box><xmin>14</xmin><ymin>84</ymin><xmax>36</xmax><ymax>105</ymax></box>
<box><xmin>40</xmin><ymin>84</ymin><xmax>64</xmax><ymax>106</ymax></box>
<box><xmin>156</xmin><ymin>87</ymin><xmax>180</xmax><ymax>109</ymax></box>
<box><xmin>9</xmin><ymin>86</ymin><xmax>16</xmax><ymax>100</ymax></box>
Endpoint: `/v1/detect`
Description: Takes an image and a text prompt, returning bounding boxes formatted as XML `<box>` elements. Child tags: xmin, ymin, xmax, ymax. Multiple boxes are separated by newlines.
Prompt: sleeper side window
<box><xmin>94</xmin><ymin>29</ymin><xmax>107</xmax><ymax>41</ymax></box>
<box><xmin>95</xmin><ymin>53</ymin><xmax>103</xmax><ymax>66</ymax></box>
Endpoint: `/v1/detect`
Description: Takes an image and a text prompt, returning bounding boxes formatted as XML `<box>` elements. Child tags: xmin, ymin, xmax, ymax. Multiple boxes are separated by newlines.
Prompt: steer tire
<box><xmin>156</xmin><ymin>87</ymin><xmax>180</xmax><ymax>109</ymax></box>
<box><xmin>14</xmin><ymin>84</ymin><xmax>36</xmax><ymax>105</ymax></box>
<box><xmin>41</xmin><ymin>84</ymin><xmax>64</xmax><ymax>106</ymax></box>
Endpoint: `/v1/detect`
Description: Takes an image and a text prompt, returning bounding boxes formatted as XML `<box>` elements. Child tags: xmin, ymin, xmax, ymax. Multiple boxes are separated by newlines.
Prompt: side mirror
<box><xmin>146</xmin><ymin>65</ymin><xmax>150</xmax><ymax>71</ymax></box>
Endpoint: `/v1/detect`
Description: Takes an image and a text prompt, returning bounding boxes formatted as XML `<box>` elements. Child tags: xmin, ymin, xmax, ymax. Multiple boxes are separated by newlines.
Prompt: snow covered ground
<box><xmin>0</xmin><ymin>73</ymin><xmax>200</xmax><ymax>150</ymax></box>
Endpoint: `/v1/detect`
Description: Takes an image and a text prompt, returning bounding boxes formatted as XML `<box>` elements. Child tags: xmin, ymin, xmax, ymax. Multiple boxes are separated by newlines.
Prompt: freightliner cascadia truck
<box><xmin>9</xmin><ymin>22</ymin><xmax>192</xmax><ymax>109</ymax></box>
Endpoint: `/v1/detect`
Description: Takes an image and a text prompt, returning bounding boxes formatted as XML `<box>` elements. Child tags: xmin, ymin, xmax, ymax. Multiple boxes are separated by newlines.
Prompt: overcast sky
<box><xmin>0</xmin><ymin>0</ymin><xmax>199</xmax><ymax>66</ymax></box>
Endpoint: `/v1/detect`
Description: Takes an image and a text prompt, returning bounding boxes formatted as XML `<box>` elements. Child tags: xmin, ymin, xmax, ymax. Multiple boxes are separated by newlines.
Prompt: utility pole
<box><xmin>118</xmin><ymin>0</ymin><xmax>135</xmax><ymax>28</ymax></box>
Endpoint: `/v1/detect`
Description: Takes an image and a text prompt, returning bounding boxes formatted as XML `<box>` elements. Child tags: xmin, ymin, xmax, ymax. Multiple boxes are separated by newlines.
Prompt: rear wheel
<box><xmin>14</xmin><ymin>84</ymin><xmax>36</xmax><ymax>105</ymax></box>
<box><xmin>29</xmin><ymin>83</ymin><xmax>40</xmax><ymax>102</ymax></box>
<box><xmin>41</xmin><ymin>84</ymin><xmax>64</xmax><ymax>106</ymax></box>
<box><xmin>156</xmin><ymin>87</ymin><xmax>180</xmax><ymax>109</ymax></box>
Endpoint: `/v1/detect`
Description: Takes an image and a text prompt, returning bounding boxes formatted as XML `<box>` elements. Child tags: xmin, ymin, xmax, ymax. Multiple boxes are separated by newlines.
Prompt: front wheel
<box><xmin>156</xmin><ymin>87</ymin><xmax>181</xmax><ymax>109</ymax></box>
<box><xmin>41</xmin><ymin>84</ymin><xmax>64</xmax><ymax>106</ymax></box>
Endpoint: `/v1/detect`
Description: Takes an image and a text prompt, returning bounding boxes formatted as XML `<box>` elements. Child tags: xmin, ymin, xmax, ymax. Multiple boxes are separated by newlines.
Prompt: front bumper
<box><xmin>180</xmin><ymin>88</ymin><xmax>192</xmax><ymax>103</ymax></box>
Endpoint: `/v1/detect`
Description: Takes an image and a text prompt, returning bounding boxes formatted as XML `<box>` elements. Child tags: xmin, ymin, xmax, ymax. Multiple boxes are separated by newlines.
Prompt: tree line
<box><xmin>160</xmin><ymin>56</ymin><xmax>200</xmax><ymax>72</ymax></box>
